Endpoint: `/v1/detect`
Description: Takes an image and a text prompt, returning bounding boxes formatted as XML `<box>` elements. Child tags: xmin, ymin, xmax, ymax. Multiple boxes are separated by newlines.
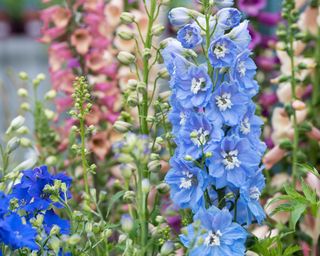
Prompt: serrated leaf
<box><xmin>290</xmin><ymin>204</ymin><xmax>307</xmax><ymax>230</ymax></box>
<box><xmin>301</xmin><ymin>178</ymin><xmax>317</xmax><ymax>204</ymax></box>
<box><xmin>298</xmin><ymin>163</ymin><xmax>320</xmax><ymax>178</ymax></box>
<box><xmin>106</xmin><ymin>191</ymin><xmax>125</xmax><ymax>218</ymax></box>
<box><xmin>283</xmin><ymin>245</ymin><xmax>301</xmax><ymax>256</ymax></box>
<box><xmin>270</xmin><ymin>203</ymin><xmax>293</xmax><ymax>216</ymax></box>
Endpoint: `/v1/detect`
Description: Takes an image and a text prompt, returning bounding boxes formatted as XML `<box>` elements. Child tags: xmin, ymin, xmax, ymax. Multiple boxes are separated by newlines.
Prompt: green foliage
<box><xmin>250</xmin><ymin>235</ymin><xmax>301</xmax><ymax>256</ymax></box>
<box><xmin>268</xmin><ymin>178</ymin><xmax>319</xmax><ymax>230</ymax></box>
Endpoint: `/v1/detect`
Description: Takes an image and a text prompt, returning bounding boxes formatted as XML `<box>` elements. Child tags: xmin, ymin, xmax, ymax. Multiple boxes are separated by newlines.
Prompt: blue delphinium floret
<box><xmin>232</xmin><ymin>104</ymin><xmax>266</xmax><ymax>155</ymax></box>
<box><xmin>180</xmin><ymin>206</ymin><xmax>247</xmax><ymax>256</ymax></box>
<box><xmin>177</xmin><ymin>24</ymin><xmax>203</xmax><ymax>49</ymax></box>
<box><xmin>206</xmin><ymin>81</ymin><xmax>249</xmax><ymax>126</ymax></box>
<box><xmin>10</xmin><ymin>166</ymin><xmax>72</xmax><ymax>212</ymax></box>
<box><xmin>174</xmin><ymin>65</ymin><xmax>213</xmax><ymax>108</ymax></box>
<box><xmin>43</xmin><ymin>210</ymin><xmax>71</xmax><ymax>235</ymax></box>
<box><xmin>176</xmin><ymin>112</ymin><xmax>223</xmax><ymax>159</ymax></box>
<box><xmin>231</xmin><ymin>49</ymin><xmax>259</xmax><ymax>96</ymax></box>
<box><xmin>216</xmin><ymin>8</ymin><xmax>242</xmax><ymax>30</ymax></box>
<box><xmin>165</xmin><ymin>157</ymin><xmax>208</xmax><ymax>212</ymax></box>
<box><xmin>226</xmin><ymin>21</ymin><xmax>251</xmax><ymax>51</ymax></box>
<box><xmin>207</xmin><ymin>136</ymin><xmax>260</xmax><ymax>188</ymax></box>
<box><xmin>236</xmin><ymin>170</ymin><xmax>266</xmax><ymax>225</ymax></box>
<box><xmin>208</xmin><ymin>36</ymin><xmax>237</xmax><ymax>68</ymax></box>
<box><xmin>0</xmin><ymin>213</ymin><xmax>38</xmax><ymax>250</ymax></box>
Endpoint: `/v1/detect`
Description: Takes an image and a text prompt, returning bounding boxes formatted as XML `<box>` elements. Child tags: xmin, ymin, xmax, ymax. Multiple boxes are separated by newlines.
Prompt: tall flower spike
<box><xmin>162</xmin><ymin>0</ymin><xmax>265</xmax><ymax>254</ymax></box>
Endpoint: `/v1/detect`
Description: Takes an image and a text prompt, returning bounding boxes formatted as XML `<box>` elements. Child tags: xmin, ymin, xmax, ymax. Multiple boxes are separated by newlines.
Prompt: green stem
<box><xmin>140</xmin><ymin>0</ymin><xmax>157</xmax><ymax>135</ymax></box>
<box><xmin>205</xmin><ymin>12</ymin><xmax>214</xmax><ymax>79</ymax></box>
<box><xmin>288</xmin><ymin>21</ymin><xmax>299</xmax><ymax>184</ymax></box>
<box><xmin>80</xmin><ymin>116</ymin><xmax>89</xmax><ymax>196</ymax></box>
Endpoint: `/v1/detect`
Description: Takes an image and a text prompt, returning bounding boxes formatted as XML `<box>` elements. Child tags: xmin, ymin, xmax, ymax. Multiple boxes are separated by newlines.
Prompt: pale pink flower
<box><xmin>70</xmin><ymin>28</ymin><xmax>92</xmax><ymax>55</ymax></box>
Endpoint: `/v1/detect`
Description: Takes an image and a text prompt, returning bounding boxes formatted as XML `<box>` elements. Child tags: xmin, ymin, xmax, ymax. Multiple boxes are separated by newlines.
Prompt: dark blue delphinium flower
<box><xmin>205</xmin><ymin>81</ymin><xmax>249</xmax><ymax>127</ymax></box>
<box><xmin>236</xmin><ymin>170</ymin><xmax>266</xmax><ymax>225</ymax></box>
<box><xmin>174</xmin><ymin>65</ymin><xmax>213</xmax><ymax>108</ymax></box>
<box><xmin>43</xmin><ymin>210</ymin><xmax>70</xmax><ymax>235</ymax></box>
<box><xmin>0</xmin><ymin>213</ymin><xmax>38</xmax><ymax>250</ymax></box>
<box><xmin>207</xmin><ymin>136</ymin><xmax>260</xmax><ymax>188</ymax></box>
<box><xmin>216</xmin><ymin>8</ymin><xmax>242</xmax><ymax>30</ymax></box>
<box><xmin>231</xmin><ymin>104</ymin><xmax>266</xmax><ymax>155</ymax></box>
<box><xmin>176</xmin><ymin>112</ymin><xmax>223</xmax><ymax>159</ymax></box>
<box><xmin>177</xmin><ymin>23</ymin><xmax>203</xmax><ymax>49</ymax></box>
<box><xmin>165</xmin><ymin>157</ymin><xmax>208</xmax><ymax>212</ymax></box>
<box><xmin>180</xmin><ymin>206</ymin><xmax>247</xmax><ymax>256</ymax></box>
<box><xmin>10</xmin><ymin>166</ymin><xmax>72</xmax><ymax>213</ymax></box>
<box><xmin>230</xmin><ymin>49</ymin><xmax>259</xmax><ymax>96</ymax></box>
<box><xmin>0</xmin><ymin>192</ymin><xmax>9</xmax><ymax>218</ymax></box>
<box><xmin>208</xmin><ymin>36</ymin><xmax>237</xmax><ymax>68</ymax></box>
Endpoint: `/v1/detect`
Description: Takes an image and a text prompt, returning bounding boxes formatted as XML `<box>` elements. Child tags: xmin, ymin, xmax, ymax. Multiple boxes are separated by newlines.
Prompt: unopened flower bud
<box><xmin>158</xmin><ymin>68</ymin><xmax>170</xmax><ymax>79</ymax></box>
<box><xmin>19</xmin><ymin>72</ymin><xmax>28</xmax><ymax>81</ymax></box>
<box><xmin>7</xmin><ymin>137</ymin><xmax>20</xmax><ymax>154</ymax></box>
<box><xmin>121</xmin><ymin>214</ymin><xmax>133</xmax><ymax>233</ymax></box>
<box><xmin>117</xmin><ymin>30</ymin><xmax>134</xmax><ymax>40</ymax></box>
<box><xmin>137</xmin><ymin>81</ymin><xmax>147</xmax><ymax>93</ymax></box>
<box><xmin>16</xmin><ymin>126</ymin><xmax>29</xmax><ymax>135</ymax></box>
<box><xmin>160</xmin><ymin>241</ymin><xmax>175</xmax><ymax>256</ymax></box>
<box><xmin>48</xmin><ymin>236</ymin><xmax>60</xmax><ymax>254</ymax></box>
<box><xmin>152</xmin><ymin>24</ymin><xmax>165</xmax><ymax>36</ymax></box>
<box><xmin>143</xmin><ymin>48</ymin><xmax>152</xmax><ymax>59</ymax></box>
<box><xmin>113</xmin><ymin>120</ymin><xmax>132</xmax><ymax>133</ymax></box>
<box><xmin>45</xmin><ymin>90</ymin><xmax>57</xmax><ymax>100</ymax></box>
<box><xmin>156</xmin><ymin>183</ymin><xmax>170</xmax><ymax>194</ymax></box>
<box><xmin>155</xmin><ymin>215</ymin><xmax>165</xmax><ymax>224</ymax></box>
<box><xmin>45</xmin><ymin>109</ymin><xmax>55</xmax><ymax>120</ymax></box>
<box><xmin>20</xmin><ymin>102</ymin><xmax>31</xmax><ymax>111</ymax></box>
<box><xmin>68</xmin><ymin>234</ymin><xmax>81</xmax><ymax>245</ymax></box>
<box><xmin>20</xmin><ymin>137</ymin><xmax>32</xmax><ymax>147</ymax></box>
<box><xmin>127</xmin><ymin>79</ymin><xmax>138</xmax><ymax>90</ymax></box>
<box><xmin>50</xmin><ymin>225</ymin><xmax>61</xmax><ymax>236</ymax></box>
<box><xmin>17</xmin><ymin>88</ymin><xmax>28</xmax><ymax>97</ymax></box>
<box><xmin>168</xmin><ymin>7</ymin><xmax>194</xmax><ymax>26</ymax></box>
<box><xmin>8</xmin><ymin>116</ymin><xmax>25</xmax><ymax>132</ymax></box>
<box><xmin>148</xmin><ymin>160</ymin><xmax>161</xmax><ymax>173</ymax></box>
<box><xmin>98</xmin><ymin>190</ymin><xmax>107</xmax><ymax>202</ymax></box>
<box><xmin>36</xmin><ymin>73</ymin><xmax>46</xmax><ymax>81</ymax></box>
<box><xmin>120</xmin><ymin>12</ymin><xmax>135</xmax><ymax>24</ymax></box>
<box><xmin>123</xmin><ymin>191</ymin><xmax>135</xmax><ymax>203</ymax></box>
<box><xmin>142</xmin><ymin>179</ymin><xmax>150</xmax><ymax>194</ymax></box>
<box><xmin>118</xmin><ymin>234</ymin><xmax>127</xmax><ymax>243</ymax></box>
<box><xmin>117</xmin><ymin>51</ymin><xmax>136</xmax><ymax>65</ymax></box>
<box><xmin>103</xmin><ymin>229</ymin><xmax>112</xmax><ymax>239</ymax></box>
<box><xmin>45</xmin><ymin>156</ymin><xmax>57</xmax><ymax>166</ymax></box>
<box><xmin>184</xmin><ymin>155</ymin><xmax>193</xmax><ymax>161</ymax></box>
<box><xmin>204</xmin><ymin>152</ymin><xmax>212</xmax><ymax>158</ymax></box>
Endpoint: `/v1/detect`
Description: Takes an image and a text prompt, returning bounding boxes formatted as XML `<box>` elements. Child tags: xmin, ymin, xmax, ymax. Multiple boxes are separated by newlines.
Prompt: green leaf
<box><xmin>290</xmin><ymin>204</ymin><xmax>307</xmax><ymax>230</ymax></box>
<box><xmin>271</xmin><ymin>203</ymin><xmax>293</xmax><ymax>216</ymax></box>
<box><xmin>301</xmin><ymin>178</ymin><xmax>317</xmax><ymax>204</ymax></box>
<box><xmin>283</xmin><ymin>245</ymin><xmax>301</xmax><ymax>256</ymax></box>
<box><xmin>298</xmin><ymin>163</ymin><xmax>320</xmax><ymax>178</ymax></box>
<box><xmin>106</xmin><ymin>191</ymin><xmax>125</xmax><ymax>218</ymax></box>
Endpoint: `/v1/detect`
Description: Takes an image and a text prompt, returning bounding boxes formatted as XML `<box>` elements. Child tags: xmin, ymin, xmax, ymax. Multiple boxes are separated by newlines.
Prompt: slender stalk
<box><xmin>140</xmin><ymin>0</ymin><xmax>157</xmax><ymax>135</ymax></box>
<box><xmin>80</xmin><ymin>115</ymin><xmax>89</xmax><ymax>195</ymax></box>
<box><xmin>288</xmin><ymin>14</ymin><xmax>299</xmax><ymax>183</ymax></box>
